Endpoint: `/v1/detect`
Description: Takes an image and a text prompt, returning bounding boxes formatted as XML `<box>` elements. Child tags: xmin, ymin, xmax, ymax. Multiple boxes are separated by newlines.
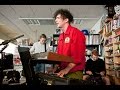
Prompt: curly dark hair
<box><xmin>53</xmin><ymin>9</ymin><xmax>74</xmax><ymax>24</ymax></box>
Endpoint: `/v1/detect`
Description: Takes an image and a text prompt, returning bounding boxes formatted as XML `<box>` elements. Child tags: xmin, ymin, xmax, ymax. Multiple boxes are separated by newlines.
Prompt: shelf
<box><xmin>106</xmin><ymin>68</ymin><xmax>114</xmax><ymax>71</ymax></box>
<box><xmin>114</xmin><ymin>62</ymin><xmax>120</xmax><ymax>65</ymax></box>
<box><xmin>106</xmin><ymin>74</ymin><xmax>115</xmax><ymax>77</ymax></box>
<box><xmin>115</xmin><ymin>77</ymin><xmax>120</xmax><ymax>79</ymax></box>
<box><xmin>53</xmin><ymin>34</ymin><xmax>60</xmax><ymax>52</ymax></box>
<box><xmin>105</xmin><ymin>31</ymin><xmax>112</xmax><ymax>37</ymax></box>
<box><xmin>86</xmin><ymin>44</ymin><xmax>100</xmax><ymax>46</ymax></box>
<box><xmin>105</xmin><ymin>43</ymin><xmax>113</xmax><ymax>47</ymax></box>
<box><xmin>106</xmin><ymin>62</ymin><xmax>114</xmax><ymax>65</ymax></box>
<box><xmin>104</xmin><ymin>18</ymin><xmax>113</xmax><ymax>23</ymax></box>
<box><xmin>85</xmin><ymin>34</ymin><xmax>100</xmax><ymax>35</ymax></box>
<box><xmin>114</xmin><ymin>53</ymin><xmax>120</xmax><ymax>57</ymax></box>
<box><xmin>114</xmin><ymin>41</ymin><xmax>120</xmax><ymax>45</ymax></box>
<box><xmin>99</xmin><ymin>29</ymin><xmax>103</xmax><ymax>34</ymax></box>
<box><xmin>115</xmin><ymin>69</ymin><xmax>120</xmax><ymax>71</ymax></box>
<box><xmin>53</xmin><ymin>44</ymin><xmax>58</xmax><ymax>47</ymax></box>
<box><xmin>105</xmin><ymin>50</ymin><xmax>113</xmax><ymax>52</ymax></box>
<box><xmin>85</xmin><ymin>55</ymin><xmax>91</xmax><ymax>57</ymax></box>
<box><xmin>53</xmin><ymin>34</ymin><xmax>60</xmax><ymax>37</ymax></box>
<box><xmin>114</xmin><ymin>34</ymin><xmax>120</xmax><ymax>38</ymax></box>
<box><xmin>105</xmin><ymin>56</ymin><xmax>113</xmax><ymax>58</ymax></box>
<box><xmin>113</xmin><ymin>14</ymin><xmax>120</xmax><ymax>20</ymax></box>
<box><xmin>113</xmin><ymin>27</ymin><xmax>120</xmax><ymax>32</ymax></box>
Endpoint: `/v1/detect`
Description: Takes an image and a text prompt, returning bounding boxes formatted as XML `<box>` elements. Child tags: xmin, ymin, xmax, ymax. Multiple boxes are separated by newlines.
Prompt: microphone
<box><xmin>0</xmin><ymin>35</ymin><xmax>24</xmax><ymax>45</ymax></box>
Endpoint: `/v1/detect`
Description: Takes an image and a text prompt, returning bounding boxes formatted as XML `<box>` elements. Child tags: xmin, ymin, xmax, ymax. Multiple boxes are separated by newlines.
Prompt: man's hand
<box><xmin>86</xmin><ymin>71</ymin><xmax>93</xmax><ymax>75</ymax></box>
<box><xmin>56</xmin><ymin>68</ymin><xmax>69</xmax><ymax>77</ymax></box>
<box><xmin>100</xmin><ymin>71</ymin><xmax>105</xmax><ymax>76</ymax></box>
<box><xmin>56</xmin><ymin>63</ymin><xmax>76</xmax><ymax>77</ymax></box>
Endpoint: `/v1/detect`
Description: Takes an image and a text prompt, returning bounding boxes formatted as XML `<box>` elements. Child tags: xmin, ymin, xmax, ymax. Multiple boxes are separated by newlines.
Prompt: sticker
<box><xmin>65</xmin><ymin>37</ymin><xmax>70</xmax><ymax>43</ymax></box>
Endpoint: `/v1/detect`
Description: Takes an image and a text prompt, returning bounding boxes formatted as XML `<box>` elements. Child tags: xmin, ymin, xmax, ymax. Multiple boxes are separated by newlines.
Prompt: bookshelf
<box><xmin>85</xmin><ymin>34</ymin><xmax>101</xmax><ymax>60</ymax></box>
<box><xmin>52</xmin><ymin>34</ymin><xmax>60</xmax><ymax>52</ymax></box>
<box><xmin>99</xmin><ymin>14</ymin><xmax>120</xmax><ymax>85</ymax></box>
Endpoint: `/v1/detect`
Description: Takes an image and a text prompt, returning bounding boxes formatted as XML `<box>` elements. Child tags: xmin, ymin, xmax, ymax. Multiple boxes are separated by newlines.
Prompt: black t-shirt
<box><xmin>85</xmin><ymin>58</ymin><xmax>105</xmax><ymax>75</ymax></box>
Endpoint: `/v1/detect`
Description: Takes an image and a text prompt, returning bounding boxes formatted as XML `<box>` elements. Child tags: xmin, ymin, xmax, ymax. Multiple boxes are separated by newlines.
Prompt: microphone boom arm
<box><xmin>0</xmin><ymin>35</ymin><xmax>24</xmax><ymax>45</ymax></box>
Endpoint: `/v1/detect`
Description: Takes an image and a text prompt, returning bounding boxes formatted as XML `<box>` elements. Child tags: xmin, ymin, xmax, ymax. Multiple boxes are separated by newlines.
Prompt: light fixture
<box><xmin>19</xmin><ymin>18</ymin><xmax>99</xmax><ymax>25</ymax></box>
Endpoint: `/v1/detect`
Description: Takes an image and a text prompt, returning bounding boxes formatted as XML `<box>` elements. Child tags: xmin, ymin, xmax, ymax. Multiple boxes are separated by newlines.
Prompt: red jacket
<box><xmin>57</xmin><ymin>25</ymin><xmax>86</xmax><ymax>73</ymax></box>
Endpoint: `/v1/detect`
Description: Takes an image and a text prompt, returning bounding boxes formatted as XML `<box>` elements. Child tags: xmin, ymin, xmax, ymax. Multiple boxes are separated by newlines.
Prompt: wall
<box><xmin>91</xmin><ymin>15</ymin><xmax>104</xmax><ymax>34</ymax></box>
<box><xmin>33</xmin><ymin>25</ymin><xmax>56</xmax><ymax>42</ymax></box>
<box><xmin>0</xmin><ymin>33</ymin><xmax>10</xmax><ymax>40</ymax></box>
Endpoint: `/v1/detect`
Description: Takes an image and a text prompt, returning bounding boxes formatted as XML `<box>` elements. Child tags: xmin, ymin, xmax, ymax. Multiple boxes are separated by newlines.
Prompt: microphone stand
<box><xmin>0</xmin><ymin>35</ymin><xmax>24</xmax><ymax>85</ymax></box>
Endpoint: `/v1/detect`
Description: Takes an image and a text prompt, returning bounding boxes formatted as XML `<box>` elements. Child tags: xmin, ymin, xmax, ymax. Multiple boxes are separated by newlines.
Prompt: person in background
<box><xmin>83</xmin><ymin>49</ymin><xmax>111</xmax><ymax>85</ymax></box>
<box><xmin>53</xmin><ymin>9</ymin><xmax>86</xmax><ymax>80</ymax></box>
<box><xmin>30</xmin><ymin>34</ymin><xmax>48</xmax><ymax>73</ymax></box>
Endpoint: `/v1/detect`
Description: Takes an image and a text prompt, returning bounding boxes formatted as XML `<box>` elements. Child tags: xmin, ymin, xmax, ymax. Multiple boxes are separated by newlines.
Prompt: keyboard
<box><xmin>35</xmin><ymin>72</ymin><xmax>70</xmax><ymax>85</ymax></box>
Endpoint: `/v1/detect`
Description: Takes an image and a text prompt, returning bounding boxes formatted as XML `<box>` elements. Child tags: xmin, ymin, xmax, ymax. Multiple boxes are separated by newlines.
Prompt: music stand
<box><xmin>18</xmin><ymin>46</ymin><xmax>37</xmax><ymax>85</ymax></box>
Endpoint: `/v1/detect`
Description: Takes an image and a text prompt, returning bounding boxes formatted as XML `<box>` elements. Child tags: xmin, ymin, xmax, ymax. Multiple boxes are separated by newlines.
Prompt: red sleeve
<box><xmin>71</xmin><ymin>30</ymin><xmax>86</xmax><ymax>64</ymax></box>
